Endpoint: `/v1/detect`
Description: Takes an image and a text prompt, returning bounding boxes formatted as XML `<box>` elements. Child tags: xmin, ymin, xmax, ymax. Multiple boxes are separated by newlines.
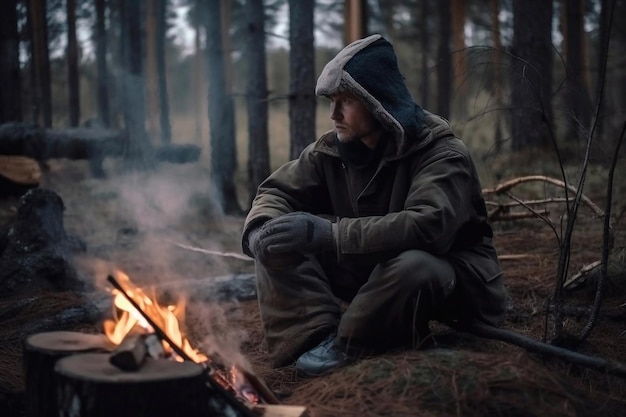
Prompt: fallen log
<box><xmin>0</xmin><ymin>122</ymin><xmax>202</xmax><ymax>179</ymax></box>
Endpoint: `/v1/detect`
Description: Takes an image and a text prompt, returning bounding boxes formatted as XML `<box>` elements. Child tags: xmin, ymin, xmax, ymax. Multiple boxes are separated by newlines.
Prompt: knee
<box><xmin>381</xmin><ymin>250</ymin><xmax>455</xmax><ymax>291</ymax></box>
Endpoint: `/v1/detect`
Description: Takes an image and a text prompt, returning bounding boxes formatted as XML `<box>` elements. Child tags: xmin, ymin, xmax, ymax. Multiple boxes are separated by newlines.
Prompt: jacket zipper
<box><xmin>342</xmin><ymin>162</ymin><xmax>360</xmax><ymax>216</ymax></box>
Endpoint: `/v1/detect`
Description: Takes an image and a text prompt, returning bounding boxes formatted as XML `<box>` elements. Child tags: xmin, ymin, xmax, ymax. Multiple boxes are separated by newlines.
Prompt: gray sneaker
<box><xmin>295</xmin><ymin>335</ymin><xmax>351</xmax><ymax>377</ymax></box>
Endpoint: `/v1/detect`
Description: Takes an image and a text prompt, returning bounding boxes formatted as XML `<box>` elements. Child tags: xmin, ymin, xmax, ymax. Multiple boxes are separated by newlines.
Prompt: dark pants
<box><xmin>255</xmin><ymin>249</ymin><xmax>457</xmax><ymax>367</ymax></box>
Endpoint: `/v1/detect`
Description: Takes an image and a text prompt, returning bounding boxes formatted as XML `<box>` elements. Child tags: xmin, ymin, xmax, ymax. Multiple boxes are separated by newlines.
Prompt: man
<box><xmin>241</xmin><ymin>34</ymin><xmax>506</xmax><ymax>377</ymax></box>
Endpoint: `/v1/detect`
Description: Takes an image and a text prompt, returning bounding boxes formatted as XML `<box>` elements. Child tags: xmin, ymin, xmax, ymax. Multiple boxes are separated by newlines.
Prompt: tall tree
<box><xmin>156</xmin><ymin>0</ymin><xmax>171</xmax><ymax>144</ymax></box>
<box><xmin>492</xmin><ymin>0</ymin><xmax>504</xmax><ymax>152</ymax></box>
<box><xmin>288</xmin><ymin>0</ymin><xmax>316</xmax><ymax>160</ymax></box>
<box><xmin>419</xmin><ymin>0</ymin><xmax>430</xmax><ymax>109</ymax></box>
<box><xmin>28</xmin><ymin>0</ymin><xmax>52</xmax><ymax>127</ymax></box>
<box><xmin>245</xmin><ymin>0</ymin><xmax>270</xmax><ymax>208</ymax></box>
<box><xmin>510</xmin><ymin>0</ymin><xmax>554</xmax><ymax>150</ymax></box>
<box><xmin>145</xmin><ymin>0</ymin><xmax>159</xmax><ymax>137</ymax></box>
<box><xmin>563</xmin><ymin>0</ymin><xmax>591</xmax><ymax>143</ymax></box>
<box><xmin>120</xmin><ymin>0</ymin><xmax>152</xmax><ymax>166</ymax></box>
<box><xmin>344</xmin><ymin>0</ymin><xmax>368</xmax><ymax>44</ymax></box>
<box><xmin>95</xmin><ymin>0</ymin><xmax>111</xmax><ymax>127</ymax></box>
<box><xmin>437</xmin><ymin>0</ymin><xmax>452</xmax><ymax>119</ymax></box>
<box><xmin>451</xmin><ymin>0</ymin><xmax>466</xmax><ymax>118</ymax></box>
<box><xmin>192</xmin><ymin>0</ymin><xmax>204</xmax><ymax>145</ymax></box>
<box><xmin>0</xmin><ymin>0</ymin><xmax>22</xmax><ymax>123</ymax></box>
<box><xmin>205</xmin><ymin>0</ymin><xmax>241</xmax><ymax>214</ymax></box>
<box><xmin>66</xmin><ymin>0</ymin><xmax>80</xmax><ymax>126</ymax></box>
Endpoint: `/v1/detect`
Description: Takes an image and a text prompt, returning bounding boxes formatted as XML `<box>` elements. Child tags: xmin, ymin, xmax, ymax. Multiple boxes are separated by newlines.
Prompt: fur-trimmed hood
<box><xmin>315</xmin><ymin>34</ymin><xmax>426</xmax><ymax>155</ymax></box>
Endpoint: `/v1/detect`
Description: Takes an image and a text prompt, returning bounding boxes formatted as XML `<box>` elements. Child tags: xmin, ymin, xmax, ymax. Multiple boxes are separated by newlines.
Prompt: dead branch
<box><xmin>482</xmin><ymin>175</ymin><xmax>605</xmax><ymax>219</ymax></box>
<box><xmin>458</xmin><ymin>321</ymin><xmax>626</xmax><ymax>378</ymax></box>
<box><xmin>489</xmin><ymin>209</ymin><xmax>549</xmax><ymax>222</ymax></box>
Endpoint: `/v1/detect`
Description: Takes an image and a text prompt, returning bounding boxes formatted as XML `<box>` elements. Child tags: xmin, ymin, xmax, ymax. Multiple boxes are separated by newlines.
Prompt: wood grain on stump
<box><xmin>55</xmin><ymin>353</ymin><xmax>208</xmax><ymax>417</ymax></box>
<box><xmin>23</xmin><ymin>331</ymin><xmax>112</xmax><ymax>417</ymax></box>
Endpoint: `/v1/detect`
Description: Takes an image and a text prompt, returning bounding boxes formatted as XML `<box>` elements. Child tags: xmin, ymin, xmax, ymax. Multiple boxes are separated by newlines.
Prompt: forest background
<box><xmin>2</xmin><ymin>0</ymin><xmax>625</xmax><ymax>213</ymax></box>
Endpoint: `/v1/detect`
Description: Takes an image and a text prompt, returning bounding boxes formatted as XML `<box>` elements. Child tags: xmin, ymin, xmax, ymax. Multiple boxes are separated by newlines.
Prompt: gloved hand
<box><xmin>248</xmin><ymin>224</ymin><xmax>304</xmax><ymax>269</ymax></box>
<box><xmin>259</xmin><ymin>212</ymin><xmax>334</xmax><ymax>255</ymax></box>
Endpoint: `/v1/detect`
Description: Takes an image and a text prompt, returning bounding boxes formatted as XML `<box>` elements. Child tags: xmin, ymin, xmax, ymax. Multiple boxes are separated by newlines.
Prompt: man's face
<box><xmin>329</xmin><ymin>92</ymin><xmax>380</xmax><ymax>147</ymax></box>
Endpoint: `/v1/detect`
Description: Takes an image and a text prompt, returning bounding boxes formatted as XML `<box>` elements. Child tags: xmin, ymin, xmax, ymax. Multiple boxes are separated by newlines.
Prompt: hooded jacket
<box><xmin>243</xmin><ymin>34</ymin><xmax>506</xmax><ymax>327</ymax></box>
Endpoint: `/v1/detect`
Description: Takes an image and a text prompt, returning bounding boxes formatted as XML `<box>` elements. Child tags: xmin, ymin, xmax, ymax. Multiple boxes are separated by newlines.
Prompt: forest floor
<box><xmin>1</xmin><ymin>158</ymin><xmax>626</xmax><ymax>417</ymax></box>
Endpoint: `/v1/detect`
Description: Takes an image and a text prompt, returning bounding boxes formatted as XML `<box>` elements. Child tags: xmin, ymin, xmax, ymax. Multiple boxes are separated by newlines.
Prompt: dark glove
<box><xmin>248</xmin><ymin>224</ymin><xmax>304</xmax><ymax>269</ymax></box>
<box><xmin>259</xmin><ymin>212</ymin><xmax>334</xmax><ymax>255</ymax></box>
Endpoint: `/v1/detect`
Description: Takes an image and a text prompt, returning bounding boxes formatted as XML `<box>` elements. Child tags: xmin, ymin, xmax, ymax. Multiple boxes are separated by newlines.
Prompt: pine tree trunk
<box><xmin>419</xmin><ymin>0</ymin><xmax>430</xmax><ymax>109</ymax></box>
<box><xmin>563</xmin><ymin>0</ymin><xmax>591</xmax><ymax>143</ymax></box>
<box><xmin>120</xmin><ymin>0</ymin><xmax>152</xmax><ymax>168</ymax></box>
<box><xmin>205</xmin><ymin>0</ymin><xmax>241</xmax><ymax>214</ymax></box>
<box><xmin>66</xmin><ymin>0</ymin><xmax>80</xmax><ymax>127</ymax></box>
<box><xmin>245</xmin><ymin>0</ymin><xmax>270</xmax><ymax>208</ymax></box>
<box><xmin>437</xmin><ymin>0</ymin><xmax>452</xmax><ymax>119</ymax></box>
<box><xmin>28</xmin><ymin>0</ymin><xmax>53</xmax><ymax>127</ymax></box>
<box><xmin>156</xmin><ymin>0</ymin><xmax>171</xmax><ymax>144</ymax></box>
<box><xmin>0</xmin><ymin>0</ymin><xmax>22</xmax><ymax>123</ymax></box>
<box><xmin>288</xmin><ymin>0</ymin><xmax>316</xmax><ymax>160</ymax></box>
<box><xmin>95</xmin><ymin>0</ymin><xmax>111</xmax><ymax>127</ymax></box>
<box><xmin>511</xmin><ymin>0</ymin><xmax>554</xmax><ymax>150</ymax></box>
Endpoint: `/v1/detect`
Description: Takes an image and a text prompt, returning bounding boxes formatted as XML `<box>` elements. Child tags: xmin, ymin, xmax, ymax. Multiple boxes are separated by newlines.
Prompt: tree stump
<box><xmin>0</xmin><ymin>188</ymin><xmax>86</xmax><ymax>296</ymax></box>
<box><xmin>23</xmin><ymin>331</ymin><xmax>112</xmax><ymax>417</ymax></box>
<box><xmin>55</xmin><ymin>353</ymin><xmax>208</xmax><ymax>417</ymax></box>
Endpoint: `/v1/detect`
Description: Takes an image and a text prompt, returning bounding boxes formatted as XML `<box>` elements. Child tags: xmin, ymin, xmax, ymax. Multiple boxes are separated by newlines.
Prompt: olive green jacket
<box><xmin>242</xmin><ymin>112</ymin><xmax>506</xmax><ymax>327</ymax></box>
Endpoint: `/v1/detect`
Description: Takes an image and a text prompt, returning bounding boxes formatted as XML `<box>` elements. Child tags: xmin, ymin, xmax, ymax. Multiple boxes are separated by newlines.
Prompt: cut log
<box><xmin>251</xmin><ymin>405</ymin><xmax>310</xmax><ymax>417</ymax></box>
<box><xmin>55</xmin><ymin>353</ymin><xmax>209</xmax><ymax>417</ymax></box>
<box><xmin>23</xmin><ymin>331</ymin><xmax>113</xmax><ymax>417</ymax></box>
<box><xmin>0</xmin><ymin>156</ymin><xmax>41</xmax><ymax>185</ymax></box>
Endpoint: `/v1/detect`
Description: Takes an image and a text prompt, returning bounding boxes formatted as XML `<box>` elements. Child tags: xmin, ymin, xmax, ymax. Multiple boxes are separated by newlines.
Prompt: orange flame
<box><xmin>103</xmin><ymin>270</ymin><xmax>207</xmax><ymax>363</ymax></box>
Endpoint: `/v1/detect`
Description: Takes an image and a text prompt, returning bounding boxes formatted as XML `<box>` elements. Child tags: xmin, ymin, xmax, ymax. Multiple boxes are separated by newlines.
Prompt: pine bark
<box><xmin>0</xmin><ymin>0</ymin><xmax>22</xmax><ymax>123</ymax></box>
<box><xmin>66</xmin><ymin>0</ymin><xmax>80</xmax><ymax>126</ymax></box>
<box><xmin>245</xmin><ymin>0</ymin><xmax>270</xmax><ymax>208</ymax></box>
<box><xmin>437</xmin><ymin>0</ymin><xmax>452</xmax><ymax>119</ymax></box>
<box><xmin>510</xmin><ymin>0</ymin><xmax>554</xmax><ymax>150</ymax></box>
<box><xmin>288</xmin><ymin>0</ymin><xmax>316</xmax><ymax>160</ymax></box>
<box><xmin>205</xmin><ymin>0</ymin><xmax>241</xmax><ymax>214</ymax></box>
<box><xmin>95</xmin><ymin>0</ymin><xmax>111</xmax><ymax>127</ymax></box>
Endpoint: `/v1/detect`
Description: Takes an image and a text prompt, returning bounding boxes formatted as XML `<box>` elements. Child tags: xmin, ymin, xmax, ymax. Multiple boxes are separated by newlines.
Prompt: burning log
<box><xmin>23</xmin><ymin>331</ymin><xmax>113</xmax><ymax>417</ymax></box>
<box><xmin>105</xmin><ymin>273</ymin><xmax>261</xmax><ymax>416</ymax></box>
<box><xmin>55</xmin><ymin>353</ymin><xmax>209</xmax><ymax>417</ymax></box>
<box><xmin>109</xmin><ymin>333</ymin><xmax>149</xmax><ymax>371</ymax></box>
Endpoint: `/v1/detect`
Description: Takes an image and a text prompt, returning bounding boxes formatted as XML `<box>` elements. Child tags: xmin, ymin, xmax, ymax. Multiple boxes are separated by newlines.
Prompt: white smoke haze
<box><xmin>42</xmin><ymin>159</ymin><xmax>252</xmax><ymax>362</ymax></box>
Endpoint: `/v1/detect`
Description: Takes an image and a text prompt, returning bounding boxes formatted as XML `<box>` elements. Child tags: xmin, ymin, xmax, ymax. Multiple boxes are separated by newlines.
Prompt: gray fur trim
<box><xmin>315</xmin><ymin>34</ymin><xmax>382</xmax><ymax>97</ymax></box>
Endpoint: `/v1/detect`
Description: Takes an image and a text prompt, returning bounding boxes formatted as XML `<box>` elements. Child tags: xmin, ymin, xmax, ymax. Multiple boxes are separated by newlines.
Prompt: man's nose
<box><xmin>330</xmin><ymin>104</ymin><xmax>342</xmax><ymax>120</ymax></box>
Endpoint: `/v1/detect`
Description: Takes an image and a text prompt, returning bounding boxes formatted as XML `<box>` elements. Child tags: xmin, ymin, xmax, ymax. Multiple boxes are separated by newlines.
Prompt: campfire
<box><xmin>103</xmin><ymin>270</ymin><xmax>275</xmax><ymax>406</ymax></box>
<box><xmin>22</xmin><ymin>270</ymin><xmax>311</xmax><ymax>417</ymax></box>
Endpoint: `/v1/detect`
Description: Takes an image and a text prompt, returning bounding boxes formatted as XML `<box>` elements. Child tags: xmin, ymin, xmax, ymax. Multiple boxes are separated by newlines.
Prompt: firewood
<box><xmin>0</xmin><ymin>155</ymin><xmax>41</xmax><ymax>185</ymax></box>
<box><xmin>109</xmin><ymin>333</ymin><xmax>148</xmax><ymax>371</ymax></box>
<box><xmin>23</xmin><ymin>331</ymin><xmax>113</xmax><ymax>417</ymax></box>
<box><xmin>251</xmin><ymin>405</ymin><xmax>310</xmax><ymax>417</ymax></box>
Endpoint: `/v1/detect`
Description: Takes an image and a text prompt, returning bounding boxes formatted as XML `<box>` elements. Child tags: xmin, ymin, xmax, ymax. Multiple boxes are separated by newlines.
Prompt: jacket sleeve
<box><xmin>241</xmin><ymin>144</ymin><xmax>330</xmax><ymax>256</ymax></box>
<box><xmin>337</xmin><ymin>141</ymin><xmax>478</xmax><ymax>257</ymax></box>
